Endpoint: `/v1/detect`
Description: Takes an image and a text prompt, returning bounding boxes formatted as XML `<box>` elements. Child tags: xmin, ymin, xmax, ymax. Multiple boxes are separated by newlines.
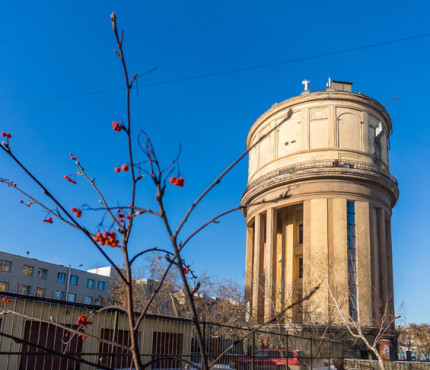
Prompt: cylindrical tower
<box><xmin>241</xmin><ymin>80</ymin><xmax>399</xmax><ymax>328</ymax></box>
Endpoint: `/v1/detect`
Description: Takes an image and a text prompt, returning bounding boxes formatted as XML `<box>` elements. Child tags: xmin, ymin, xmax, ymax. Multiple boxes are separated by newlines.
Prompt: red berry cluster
<box><xmin>69</xmin><ymin>153</ymin><xmax>77</xmax><ymax>161</ymax></box>
<box><xmin>183</xmin><ymin>265</ymin><xmax>190</xmax><ymax>274</ymax></box>
<box><xmin>64</xmin><ymin>175</ymin><xmax>77</xmax><ymax>184</ymax></box>
<box><xmin>112</xmin><ymin>121</ymin><xmax>122</xmax><ymax>131</ymax></box>
<box><xmin>169</xmin><ymin>177</ymin><xmax>185</xmax><ymax>187</ymax></box>
<box><xmin>71</xmin><ymin>207</ymin><xmax>82</xmax><ymax>218</ymax></box>
<box><xmin>7</xmin><ymin>181</ymin><xmax>15</xmax><ymax>187</ymax></box>
<box><xmin>2</xmin><ymin>298</ymin><xmax>11</xmax><ymax>303</ymax></box>
<box><xmin>42</xmin><ymin>217</ymin><xmax>53</xmax><ymax>224</ymax></box>
<box><xmin>1</xmin><ymin>132</ymin><xmax>12</xmax><ymax>139</ymax></box>
<box><xmin>77</xmin><ymin>315</ymin><xmax>92</xmax><ymax>326</ymax></box>
<box><xmin>93</xmin><ymin>231</ymin><xmax>120</xmax><ymax>248</ymax></box>
<box><xmin>115</xmin><ymin>164</ymin><xmax>129</xmax><ymax>173</ymax></box>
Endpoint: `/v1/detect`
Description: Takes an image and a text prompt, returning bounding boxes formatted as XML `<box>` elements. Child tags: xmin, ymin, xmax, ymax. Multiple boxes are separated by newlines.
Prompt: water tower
<box><xmin>241</xmin><ymin>80</ymin><xmax>399</xmax><ymax>329</ymax></box>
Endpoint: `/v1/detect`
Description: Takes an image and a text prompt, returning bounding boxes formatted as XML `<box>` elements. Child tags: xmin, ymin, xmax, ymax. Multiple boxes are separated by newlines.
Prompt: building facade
<box><xmin>0</xmin><ymin>251</ymin><xmax>113</xmax><ymax>305</ymax></box>
<box><xmin>242</xmin><ymin>80</ymin><xmax>399</xmax><ymax>328</ymax></box>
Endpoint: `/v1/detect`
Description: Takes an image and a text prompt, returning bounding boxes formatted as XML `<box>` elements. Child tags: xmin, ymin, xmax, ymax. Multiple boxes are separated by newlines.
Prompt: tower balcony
<box><xmin>242</xmin><ymin>159</ymin><xmax>399</xmax><ymax>207</ymax></box>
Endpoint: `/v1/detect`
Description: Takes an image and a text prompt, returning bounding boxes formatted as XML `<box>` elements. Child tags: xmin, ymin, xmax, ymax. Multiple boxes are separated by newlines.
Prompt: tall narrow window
<box><xmin>347</xmin><ymin>201</ymin><xmax>358</xmax><ymax>321</ymax></box>
<box><xmin>70</xmin><ymin>275</ymin><xmax>78</xmax><ymax>285</ymax></box>
<box><xmin>57</xmin><ymin>272</ymin><xmax>66</xmax><ymax>282</ymax></box>
<box><xmin>299</xmin><ymin>224</ymin><xmax>304</xmax><ymax>244</ymax></box>
<box><xmin>298</xmin><ymin>257</ymin><xmax>303</xmax><ymax>279</ymax></box>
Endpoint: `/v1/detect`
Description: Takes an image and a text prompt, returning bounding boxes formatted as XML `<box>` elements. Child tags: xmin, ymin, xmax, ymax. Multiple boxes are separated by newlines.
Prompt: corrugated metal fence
<box><xmin>0</xmin><ymin>292</ymin><xmax>348</xmax><ymax>369</ymax></box>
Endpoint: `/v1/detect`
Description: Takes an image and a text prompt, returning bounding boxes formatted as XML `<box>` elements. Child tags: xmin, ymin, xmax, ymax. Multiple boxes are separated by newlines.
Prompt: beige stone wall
<box><xmin>247</xmin><ymin>91</ymin><xmax>392</xmax><ymax>184</ymax></box>
<box><xmin>243</xmin><ymin>85</ymin><xmax>398</xmax><ymax>329</ymax></box>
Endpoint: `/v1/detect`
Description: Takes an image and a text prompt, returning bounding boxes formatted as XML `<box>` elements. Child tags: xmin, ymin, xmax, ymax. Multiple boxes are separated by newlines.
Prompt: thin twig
<box><xmin>77</xmin><ymin>162</ymin><xmax>122</xmax><ymax>229</ymax></box>
<box><xmin>174</xmin><ymin>109</ymin><xmax>292</xmax><ymax>238</ymax></box>
<box><xmin>0</xmin><ymin>145</ymin><xmax>126</xmax><ymax>282</ymax></box>
<box><xmin>0</xmin><ymin>179</ymin><xmax>79</xmax><ymax>230</ymax></box>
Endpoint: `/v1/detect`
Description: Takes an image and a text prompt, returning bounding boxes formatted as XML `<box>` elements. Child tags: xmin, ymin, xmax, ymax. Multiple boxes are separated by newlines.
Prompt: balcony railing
<box><xmin>243</xmin><ymin>159</ymin><xmax>398</xmax><ymax>197</ymax></box>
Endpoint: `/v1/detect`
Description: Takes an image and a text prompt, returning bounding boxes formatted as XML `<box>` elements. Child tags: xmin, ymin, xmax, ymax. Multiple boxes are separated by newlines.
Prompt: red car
<box><xmin>230</xmin><ymin>349</ymin><xmax>306</xmax><ymax>369</ymax></box>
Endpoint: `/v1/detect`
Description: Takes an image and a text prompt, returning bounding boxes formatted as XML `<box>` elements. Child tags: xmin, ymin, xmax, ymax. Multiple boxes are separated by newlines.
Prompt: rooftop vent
<box><xmin>329</xmin><ymin>80</ymin><xmax>353</xmax><ymax>92</ymax></box>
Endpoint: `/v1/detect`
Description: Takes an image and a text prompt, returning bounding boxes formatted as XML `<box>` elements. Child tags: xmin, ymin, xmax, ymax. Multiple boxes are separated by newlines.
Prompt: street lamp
<box><xmin>65</xmin><ymin>263</ymin><xmax>83</xmax><ymax>301</ymax></box>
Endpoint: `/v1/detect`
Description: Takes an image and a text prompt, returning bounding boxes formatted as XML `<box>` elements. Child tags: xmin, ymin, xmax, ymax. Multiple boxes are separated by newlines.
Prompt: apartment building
<box><xmin>0</xmin><ymin>251</ymin><xmax>113</xmax><ymax>305</ymax></box>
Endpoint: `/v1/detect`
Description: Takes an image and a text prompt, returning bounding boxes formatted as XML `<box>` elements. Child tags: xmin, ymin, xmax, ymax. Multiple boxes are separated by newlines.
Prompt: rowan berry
<box><xmin>6</xmin><ymin>299</ymin><xmax>10</xmax><ymax>303</ymax></box>
<box><xmin>170</xmin><ymin>177</ymin><xmax>185</xmax><ymax>187</ymax></box>
<box><xmin>2</xmin><ymin>297</ymin><xmax>6</xmax><ymax>302</ymax></box>
<box><xmin>75</xmin><ymin>210</ymin><xmax>82</xmax><ymax>218</ymax></box>
<box><xmin>112</xmin><ymin>121</ymin><xmax>122</xmax><ymax>132</ymax></box>
<box><xmin>71</xmin><ymin>207</ymin><xmax>78</xmax><ymax>212</ymax></box>
<box><xmin>115</xmin><ymin>167</ymin><xmax>121</xmax><ymax>173</ymax></box>
<box><xmin>121</xmin><ymin>164</ymin><xmax>129</xmax><ymax>172</ymax></box>
<box><xmin>93</xmin><ymin>231</ymin><xmax>120</xmax><ymax>248</ymax></box>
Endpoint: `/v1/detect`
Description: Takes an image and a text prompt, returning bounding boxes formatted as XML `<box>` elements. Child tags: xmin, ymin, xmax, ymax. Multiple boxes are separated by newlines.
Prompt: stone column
<box><xmin>245</xmin><ymin>224</ymin><xmax>254</xmax><ymax>303</ymax></box>
<box><xmin>377</xmin><ymin>208</ymin><xmax>388</xmax><ymax>318</ymax></box>
<box><xmin>284</xmin><ymin>208</ymin><xmax>294</xmax><ymax>318</ymax></box>
<box><xmin>276</xmin><ymin>211</ymin><xmax>284</xmax><ymax>313</ymax></box>
<box><xmin>330</xmin><ymin>198</ymin><xmax>348</xmax><ymax>323</ymax></box>
<box><xmin>370</xmin><ymin>206</ymin><xmax>381</xmax><ymax>324</ymax></box>
<box><xmin>302</xmin><ymin>200</ymin><xmax>311</xmax><ymax>321</ymax></box>
<box><xmin>252</xmin><ymin>213</ymin><xmax>265</xmax><ymax>321</ymax></box>
<box><xmin>385</xmin><ymin>216</ymin><xmax>395</xmax><ymax>317</ymax></box>
<box><xmin>356</xmin><ymin>201</ymin><xmax>372</xmax><ymax>326</ymax></box>
<box><xmin>264</xmin><ymin>208</ymin><xmax>276</xmax><ymax>321</ymax></box>
<box><xmin>308</xmin><ymin>198</ymin><xmax>329</xmax><ymax>322</ymax></box>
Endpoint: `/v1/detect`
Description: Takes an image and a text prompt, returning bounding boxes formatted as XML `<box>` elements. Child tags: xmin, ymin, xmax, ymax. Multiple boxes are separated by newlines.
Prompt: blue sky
<box><xmin>0</xmin><ymin>1</ymin><xmax>429</xmax><ymax>324</ymax></box>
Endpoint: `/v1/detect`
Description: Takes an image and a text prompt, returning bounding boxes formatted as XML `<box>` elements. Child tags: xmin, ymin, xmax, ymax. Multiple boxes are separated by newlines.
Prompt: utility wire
<box><xmin>2</xmin><ymin>31</ymin><xmax>430</xmax><ymax>106</ymax></box>
<box><xmin>142</xmin><ymin>31</ymin><xmax>430</xmax><ymax>87</ymax></box>
<box><xmin>392</xmin><ymin>148</ymin><xmax>430</xmax><ymax>189</ymax></box>
<box><xmin>394</xmin><ymin>134</ymin><xmax>430</xmax><ymax>148</ymax></box>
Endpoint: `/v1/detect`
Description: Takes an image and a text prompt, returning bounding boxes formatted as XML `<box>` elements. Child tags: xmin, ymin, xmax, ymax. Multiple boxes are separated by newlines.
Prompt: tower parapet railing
<box><xmin>243</xmin><ymin>159</ymin><xmax>398</xmax><ymax>199</ymax></box>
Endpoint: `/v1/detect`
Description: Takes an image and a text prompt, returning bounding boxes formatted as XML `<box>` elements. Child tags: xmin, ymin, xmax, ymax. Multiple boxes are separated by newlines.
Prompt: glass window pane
<box><xmin>22</xmin><ymin>265</ymin><xmax>33</xmax><ymax>276</ymax></box>
<box><xmin>70</xmin><ymin>275</ymin><xmax>78</xmax><ymax>285</ymax></box>
<box><xmin>57</xmin><ymin>272</ymin><xmax>66</xmax><ymax>282</ymax></box>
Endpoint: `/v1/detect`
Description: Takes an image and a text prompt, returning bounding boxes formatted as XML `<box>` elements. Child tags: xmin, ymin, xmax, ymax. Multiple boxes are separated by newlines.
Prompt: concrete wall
<box><xmin>0</xmin><ymin>251</ymin><xmax>112</xmax><ymax>305</ymax></box>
